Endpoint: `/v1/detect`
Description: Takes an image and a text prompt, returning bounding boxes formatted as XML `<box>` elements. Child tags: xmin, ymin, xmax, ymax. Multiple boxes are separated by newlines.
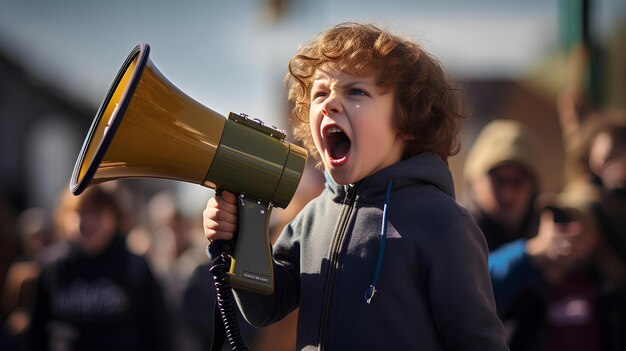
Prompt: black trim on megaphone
<box><xmin>69</xmin><ymin>43</ymin><xmax>150</xmax><ymax>195</ymax></box>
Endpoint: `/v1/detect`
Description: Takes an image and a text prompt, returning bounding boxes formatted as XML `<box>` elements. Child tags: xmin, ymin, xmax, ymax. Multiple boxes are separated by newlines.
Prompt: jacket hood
<box><xmin>324</xmin><ymin>152</ymin><xmax>455</xmax><ymax>202</ymax></box>
<box><xmin>463</xmin><ymin>119</ymin><xmax>539</xmax><ymax>183</ymax></box>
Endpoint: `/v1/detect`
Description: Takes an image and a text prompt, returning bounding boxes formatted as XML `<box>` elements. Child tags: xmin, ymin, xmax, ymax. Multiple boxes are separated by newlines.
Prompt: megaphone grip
<box><xmin>226</xmin><ymin>197</ymin><xmax>275</xmax><ymax>295</ymax></box>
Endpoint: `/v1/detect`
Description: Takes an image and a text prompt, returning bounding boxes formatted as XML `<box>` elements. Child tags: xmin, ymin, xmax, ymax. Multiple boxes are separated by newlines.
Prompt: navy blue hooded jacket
<box><xmin>235</xmin><ymin>152</ymin><xmax>508</xmax><ymax>350</ymax></box>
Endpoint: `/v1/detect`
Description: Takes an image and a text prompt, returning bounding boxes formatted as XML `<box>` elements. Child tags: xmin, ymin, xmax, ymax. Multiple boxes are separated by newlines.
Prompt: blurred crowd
<box><xmin>464</xmin><ymin>88</ymin><xmax>626</xmax><ymax>351</ymax></box>
<box><xmin>0</xmin><ymin>158</ymin><xmax>324</xmax><ymax>351</ymax></box>
<box><xmin>1</xmin><ymin>89</ymin><xmax>626</xmax><ymax>351</ymax></box>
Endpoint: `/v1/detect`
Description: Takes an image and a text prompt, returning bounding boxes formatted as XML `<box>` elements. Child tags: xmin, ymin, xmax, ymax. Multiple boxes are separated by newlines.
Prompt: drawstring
<box><xmin>364</xmin><ymin>178</ymin><xmax>393</xmax><ymax>304</ymax></box>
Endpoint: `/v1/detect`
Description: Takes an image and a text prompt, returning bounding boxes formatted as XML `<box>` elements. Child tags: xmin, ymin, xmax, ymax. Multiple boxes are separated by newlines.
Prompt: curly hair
<box><xmin>285</xmin><ymin>22</ymin><xmax>464</xmax><ymax>163</ymax></box>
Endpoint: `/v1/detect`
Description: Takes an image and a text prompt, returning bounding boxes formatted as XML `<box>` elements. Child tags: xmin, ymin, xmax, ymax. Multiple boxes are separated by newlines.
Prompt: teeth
<box><xmin>326</xmin><ymin>126</ymin><xmax>342</xmax><ymax>135</ymax></box>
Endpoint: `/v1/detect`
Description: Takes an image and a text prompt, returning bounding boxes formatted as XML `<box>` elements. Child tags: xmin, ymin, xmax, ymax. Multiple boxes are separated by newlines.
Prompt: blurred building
<box><xmin>0</xmin><ymin>0</ymin><xmax>624</xmax><ymax>215</ymax></box>
<box><xmin>0</xmin><ymin>50</ymin><xmax>92</xmax><ymax>213</ymax></box>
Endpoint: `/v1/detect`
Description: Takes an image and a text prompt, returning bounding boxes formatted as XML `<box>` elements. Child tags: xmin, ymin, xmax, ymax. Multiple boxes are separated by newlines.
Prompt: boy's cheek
<box><xmin>309</xmin><ymin>125</ymin><xmax>324</xmax><ymax>151</ymax></box>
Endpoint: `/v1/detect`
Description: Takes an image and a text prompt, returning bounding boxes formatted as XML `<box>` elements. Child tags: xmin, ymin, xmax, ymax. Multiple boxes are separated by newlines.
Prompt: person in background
<box><xmin>1</xmin><ymin>199</ymin><xmax>19</xmax><ymax>351</ymax></box>
<box><xmin>555</xmin><ymin>89</ymin><xmax>626</xmax><ymax>192</ymax></box>
<box><xmin>575</xmin><ymin>112</ymin><xmax>626</xmax><ymax>282</ymax></box>
<box><xmin>489</xmin><ymin>178</ymin><xmax>626</xmax><ymax>351</ymax></box>
<box><xmin>463</xmin><ymin>119</ymin><xmax>542</xmax><ymax>251</ymax></box>
<box><xmin>489</xmin><ymin>183</ymin><xmax>602</xmax><ymax>350</ymax></box>
<box><xmin>144</xmin><ymin>190</ymin><xmax>207</xmax><ymax>351</ymax></box>
<box><xmin>2</xmin><ymin>207</ymin><xmax>54</xmax><ymax>351</ymax></box>
<box><xmin>557</xmin><ymin>92</ymin><xmax>626</xmax><ymax>333</ymax></box>
<box><xmin>28</xmin><ymin>186</ymin><xmax>173</xmax><ymax>351</ymax></box>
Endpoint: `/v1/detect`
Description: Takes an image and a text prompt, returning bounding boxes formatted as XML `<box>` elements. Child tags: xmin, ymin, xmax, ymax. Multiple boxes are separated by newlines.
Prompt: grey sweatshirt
<box><xmin>235</xmin><ymin>152</ymin><xmax>508</xmax><ymax>350</ymax></box>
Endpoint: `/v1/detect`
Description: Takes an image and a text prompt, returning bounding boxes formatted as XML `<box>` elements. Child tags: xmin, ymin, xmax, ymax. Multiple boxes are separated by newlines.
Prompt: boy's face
<box><xmin>309</xmin><ymin>67</ymin><xmax>406</xmax><ymax>185</ymax></box>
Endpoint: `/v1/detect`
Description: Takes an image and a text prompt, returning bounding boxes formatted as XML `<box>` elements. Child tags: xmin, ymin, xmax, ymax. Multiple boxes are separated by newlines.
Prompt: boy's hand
<box><xmin>203</xmin><ymin>191</ymin><xmax>239</xmax><ymax>243</ymax></box>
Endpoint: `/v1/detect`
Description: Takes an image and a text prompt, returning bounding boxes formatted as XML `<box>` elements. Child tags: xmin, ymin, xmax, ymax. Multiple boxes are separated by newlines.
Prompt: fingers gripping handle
<box><xmin>228</xmin><ymin>196</ymin><xmax>274</xmax><ymax>295</ymax></box>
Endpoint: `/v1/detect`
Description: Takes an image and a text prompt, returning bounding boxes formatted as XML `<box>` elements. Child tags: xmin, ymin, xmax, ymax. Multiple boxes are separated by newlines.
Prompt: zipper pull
<box><xmin>344</xmin><ymin>184</ymin><xmax>355</xmax><ymax>205</ymax></box>
<box><xmin>364</xmin><ymin>285</ymin><xmax>377</xmax><ymax>304</ymax></box>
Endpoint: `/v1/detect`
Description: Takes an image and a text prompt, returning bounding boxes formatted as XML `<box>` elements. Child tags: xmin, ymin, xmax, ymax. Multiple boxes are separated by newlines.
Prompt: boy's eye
<box><xmin>312</xmin><ymin>91</ymin><xmax>327</xmax><ymax>100</ymax></box>
<box><xmin>349</xmin><ymin>88</ymin><xmax>369</xmax><ymax>96</ymax></box>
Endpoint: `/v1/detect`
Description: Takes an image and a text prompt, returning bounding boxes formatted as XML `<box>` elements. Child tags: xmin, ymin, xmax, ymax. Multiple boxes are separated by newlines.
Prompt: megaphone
<box><xmin>70</xmin><ymin>43</ymin><xmax>307</xmax><ymax>294</ymax></box>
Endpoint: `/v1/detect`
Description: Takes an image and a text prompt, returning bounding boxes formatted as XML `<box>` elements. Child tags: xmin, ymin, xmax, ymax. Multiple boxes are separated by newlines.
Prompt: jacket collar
<box><xmin>323</xmin><ymin>152</ymin><xmax>455</xmax><ymax>203</ymax></box>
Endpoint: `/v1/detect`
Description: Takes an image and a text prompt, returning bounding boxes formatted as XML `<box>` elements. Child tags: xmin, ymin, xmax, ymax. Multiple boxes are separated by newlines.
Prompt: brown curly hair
<box><xmin>285</xmin><ymin>22</ymin><xmax>464</xmax><ymax>163</ymax></box>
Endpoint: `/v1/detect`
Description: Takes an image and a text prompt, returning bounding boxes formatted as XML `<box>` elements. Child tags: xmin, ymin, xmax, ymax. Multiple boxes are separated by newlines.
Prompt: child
<box><xmin>204</xmin><ymin>22</ymin><xmax>508</xmax><ymax>350</ymax></box>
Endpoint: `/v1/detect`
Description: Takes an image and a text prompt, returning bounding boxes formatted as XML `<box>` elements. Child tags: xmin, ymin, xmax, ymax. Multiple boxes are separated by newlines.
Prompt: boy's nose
<box><xmin>321</xmin><ymin>93</ymin><xmax>341</xmax><ymax>116</ymax></box>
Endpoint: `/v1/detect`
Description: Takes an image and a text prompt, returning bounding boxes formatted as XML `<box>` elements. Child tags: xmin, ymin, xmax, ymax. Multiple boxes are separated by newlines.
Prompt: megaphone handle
<box><xmin>206</xmin><ymin>194</ymin><xmax>272</xmax><ymax>350</ymax></box>
<box><xmin>228</xmin><ymin>195</ymin><xmax>274</xmax><ymax>295</ymax></box>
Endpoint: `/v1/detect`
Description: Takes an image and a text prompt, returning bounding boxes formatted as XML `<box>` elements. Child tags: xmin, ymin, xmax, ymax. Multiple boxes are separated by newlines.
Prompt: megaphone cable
<box><xmin>208</xmin><ymin>245</ymin><xmax>250</xmax><ymax>351</ymax></box>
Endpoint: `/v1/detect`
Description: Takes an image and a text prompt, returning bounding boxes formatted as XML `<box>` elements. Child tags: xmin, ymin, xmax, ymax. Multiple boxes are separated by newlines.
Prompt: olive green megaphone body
<box><xmin>70</xmin><ymin>43</ymin><xmax>307</xmax><ymax>294</ymax></box>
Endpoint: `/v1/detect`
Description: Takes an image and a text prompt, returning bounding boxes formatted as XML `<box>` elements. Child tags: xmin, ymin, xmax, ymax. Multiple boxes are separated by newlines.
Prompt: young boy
<box><xmin>204</xmin><ymin>22</ymin><xmax>508</xmax><ymax>350</ymax></box>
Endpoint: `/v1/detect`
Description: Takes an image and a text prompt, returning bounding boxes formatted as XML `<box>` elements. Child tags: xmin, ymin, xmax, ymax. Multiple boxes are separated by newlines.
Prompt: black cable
<box><xmin>208</xmin><ymin>249</ymin><xmax>250</xmax><ymax>351</ymax></box>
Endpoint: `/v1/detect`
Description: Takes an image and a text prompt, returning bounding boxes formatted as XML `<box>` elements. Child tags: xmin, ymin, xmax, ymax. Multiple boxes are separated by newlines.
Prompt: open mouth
<box><xmin>324</xmin><ymin>126</ymin><xmax>351</xmax><ymax>161</ymax></box>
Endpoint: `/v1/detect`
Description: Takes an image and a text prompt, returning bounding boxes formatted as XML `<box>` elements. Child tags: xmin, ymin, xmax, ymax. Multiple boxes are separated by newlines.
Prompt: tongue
<box><xmin>330</xmin><ymin>138</ymin><xmax>350</xmax><ymax>160</ymax></box>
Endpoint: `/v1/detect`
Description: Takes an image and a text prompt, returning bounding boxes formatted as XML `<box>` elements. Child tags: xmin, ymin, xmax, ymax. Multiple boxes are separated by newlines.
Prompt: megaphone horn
<box><xmin>70</xmin><ymin>43</ymin><xmax>307</xmax><ymax>294</ymax></box>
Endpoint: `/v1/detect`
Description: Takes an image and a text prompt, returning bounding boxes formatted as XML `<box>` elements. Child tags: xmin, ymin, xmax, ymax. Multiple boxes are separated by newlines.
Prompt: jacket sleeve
<box><xmin>425</xmin><ymin>210</ymin><xmax>509</xmax><ymax>351</ymax></box>
<box><xmin>488</xmin><ymin>239</ymin><xmax>544</xmax><ymax>313</ymax></box>
<box><xmin>234</xmin><ymin>218</ymin><xmax>302</xmax><ymax>327</ymax></box>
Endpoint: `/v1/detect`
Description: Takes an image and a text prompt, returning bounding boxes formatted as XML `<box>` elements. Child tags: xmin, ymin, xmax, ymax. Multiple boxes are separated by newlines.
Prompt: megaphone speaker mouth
<box><xmin>69</xmin><ymin>42</ymin><xmax>307</xmax><ymax>208</ymax></box>
<box><xmin>70</xmin><ymin>43</ymin><xmax>150</xmax><ymax>195</ymax></box>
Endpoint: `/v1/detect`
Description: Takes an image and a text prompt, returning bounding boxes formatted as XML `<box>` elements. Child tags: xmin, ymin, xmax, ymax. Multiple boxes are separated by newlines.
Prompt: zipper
<box><xmin>319</xmin><ymin>183</ymin><xmax>359</xmax><ymax>350</ymax></box>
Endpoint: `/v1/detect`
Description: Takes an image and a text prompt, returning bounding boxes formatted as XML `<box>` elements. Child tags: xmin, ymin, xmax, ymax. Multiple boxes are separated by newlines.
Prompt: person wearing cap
<box><xmin>463</xmin><ymin>119</ymin><xmax>542</xmax><ymax>251</ymax></box>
